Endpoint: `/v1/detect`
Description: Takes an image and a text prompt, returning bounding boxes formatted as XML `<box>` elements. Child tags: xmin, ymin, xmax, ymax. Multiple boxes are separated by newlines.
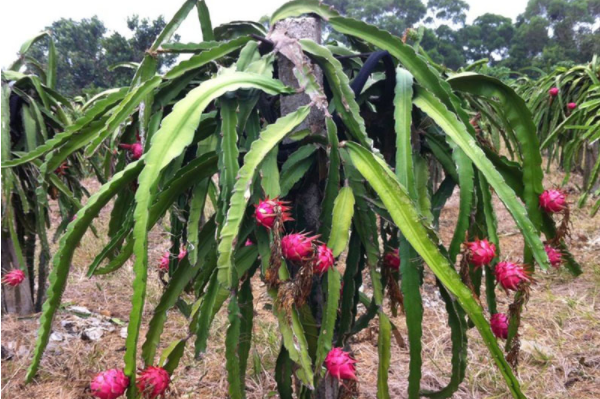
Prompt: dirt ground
<box><xmin>1</xmin><ymin>165</ymin><xmax>599</xmax><ymax>399</ymax></box>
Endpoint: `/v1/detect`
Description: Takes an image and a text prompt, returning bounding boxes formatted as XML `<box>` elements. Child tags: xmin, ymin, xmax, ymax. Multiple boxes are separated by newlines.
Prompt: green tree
<box><xmin>506</xmin><ymin>15</ymin><xmax>550</xmax><ymax>69</ymax></box>
<box><xmin>28</xmin><ymin>15</ymin><xmax>179</xmax><ymax>96</ymax></box>
<box><xmin>420</xmin><ymin>25</ymin><xmax>465</xmax><ymax>69</ymax></box>
<box><xmin>424</xmin><ymin>0</ymin><xmax>470</xmax><ymax>25</ymax></box>
<box><xmin>509</xmin><ymin>0</ymin><xmax>600</xmax><ymax>68</ymax></box>
<box><xmin>460</xmin><ymin>14</ymin><xmax>515</xmax><ymax>62</ymax></box>
<box><xmin>327</xmin><ymin>0</ymin><xmax>428</xmax><ymax>36</ymax></box>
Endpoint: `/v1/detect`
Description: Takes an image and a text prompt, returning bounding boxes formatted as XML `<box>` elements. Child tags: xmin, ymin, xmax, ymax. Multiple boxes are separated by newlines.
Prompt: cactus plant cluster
<box><xmin>2</xmin><ymin>1</ymin><xmax>588</xmax><ymax>399</ymax></box>
<box><xmin>516</xmin><ymin>58</ymin><xmax>600</xmax><ymax>215</ymax></box>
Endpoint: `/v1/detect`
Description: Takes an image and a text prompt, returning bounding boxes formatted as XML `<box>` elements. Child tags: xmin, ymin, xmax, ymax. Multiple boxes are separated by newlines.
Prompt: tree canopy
<box><xmin>21</xmin><ymin>0</ymin><xmax>600</xmax><ymax>95</ymax></box>
<box><xmin>330</xmin><ymin>0</ymin><xmax>599</xmax><ymax>71</ymax></box>
<box><xmin>27</xmin><ymin>15</ymin><xmax>179</xmax><ymax>96</ymax></box>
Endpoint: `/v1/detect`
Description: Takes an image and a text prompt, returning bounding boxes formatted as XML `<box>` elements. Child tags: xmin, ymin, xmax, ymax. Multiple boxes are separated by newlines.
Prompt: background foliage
<box><xmin>25</xmin><ymin>16</ymin><xmax>179</xmax><ymax>96</ymax></box>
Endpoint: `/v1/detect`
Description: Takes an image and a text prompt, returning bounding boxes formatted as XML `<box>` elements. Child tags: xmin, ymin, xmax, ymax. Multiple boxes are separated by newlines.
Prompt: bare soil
<box><xmin>1</xmin><ymin>165</ymin><xmax>599</xmax><ymax>399</ymax></box>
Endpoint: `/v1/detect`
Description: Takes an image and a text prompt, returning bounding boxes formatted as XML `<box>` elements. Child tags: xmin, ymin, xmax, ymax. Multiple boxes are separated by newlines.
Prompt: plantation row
<box><xmin>1</xmin><ymin>1</ymin><xmax>598</xmax><ymax>398</ymax></box>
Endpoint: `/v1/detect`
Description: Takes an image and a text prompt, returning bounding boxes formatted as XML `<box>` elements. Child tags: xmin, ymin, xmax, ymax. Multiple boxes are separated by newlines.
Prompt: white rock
<box><xmin>50</xmin><ymin>332</ymin><xmax>64</xmax><ymax>342</ymax></box>
<box><xmin>68</xmin><ymin>306</ymin><xmax>91</xmax><ymax>315</ymax></box>
<box><xmin>81</xmin><ymin>327</ymin><xmax>104</xmax><ymax>341</ymax></box>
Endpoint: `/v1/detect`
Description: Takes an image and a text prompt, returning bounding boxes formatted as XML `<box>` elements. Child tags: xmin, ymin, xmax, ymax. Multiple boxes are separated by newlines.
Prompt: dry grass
<box><xmin>2</xmin><ymin>165</ymin><xmax>599</xmax><ymax>399</ymax></box>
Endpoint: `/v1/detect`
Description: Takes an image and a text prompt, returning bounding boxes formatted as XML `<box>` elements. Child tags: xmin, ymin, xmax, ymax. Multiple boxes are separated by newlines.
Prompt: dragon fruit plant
<box><xmin>1</xmin><ymin>32</ymin><xmax>93</xmax><ymax>313</ymax></box>
<box><xmin>516</xmin><ymin>59</ymin><xmax>600</xmax><ymax>215</ymax></box>
<box><xmin>15</xmin><ymin>1</ymin><xmax>583</xmax><ymax>398</ymax></box>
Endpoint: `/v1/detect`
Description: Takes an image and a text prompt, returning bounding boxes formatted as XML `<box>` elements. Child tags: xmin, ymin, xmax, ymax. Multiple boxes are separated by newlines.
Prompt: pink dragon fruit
<box><xmin>244</xmin><ymin>238</ymin><xmax>253</xmax><ymax>246</ymax></box>
<box><xmin>466</xmin><ymin>239</ymin><xmax>497</xmax><ymax>268</ymax></box>
<box><xmin>158</xmin><ymin>251</ymin><xmax>170</xmax><ymax>271</ymax></box>
<box><xmin>2</xmin><ymin>269</ymin><xmax>25</xmax><ymax>287</ymax></box>
<box><xmin>281</xmin><ymin>232</ymin><xmax>317</xmax><ymax>263</ymax></box>
<box><xmin>495</xmin><ymin>261</ymin><xmax>530</xmax><ymax>291</ymax></box>
<box><xmin>567</xmin><ymin>102</ymin><xmax>577</xmax><ymax>110</ymax></box>
<box><xmin>539</xmin><ymin>189</ymin><xmax>567</xmax><ymax>213</ymax></box>
<box><xmin>118</xmin><ymin>142</ymin><xmax>143</xmax><ymax>160</ymax></box>
<box><xmin>136</xmin><ymin>366</ymin><xmax>170</xmax><ymax>398</ymax></box>
<box><xmin>177</xmin><ymin>248</ymin><xmax>187</xmax><ymax>261</ymax></box>
<box><xmin>548</xmin><ymin>87</ymin><xmax>559</xmax><ymax>97</ymax></box>
<box><xmin>314</xmin><ymin>244</ymin><xmax>335</xmax><ymax>275</ymax></box>
<box><xmin>383</xmin><ymin>249</ymin><xmax>400</xmax><ymax>271</ymax></box>
<box><xmin>254</xmin><ymin>197</ymin><xmax>292</xmax><ymax>229</ymax></box>
<box><xmin>324</xmin><ymin>347</ymin><xmax>357</xmax><ymax>380</ymax></box>
<box><xmin>490</xmin><ymin>313</ymin><xmax>509</xmax><ymax>339</ymax></box>
<box><xmin>90</xmin><ymin>368</ymin><xmax>129</xmax><ymax>399</ymax></box>
<box><xmin>544</xmin><ymin>245</ymin><xmax>563</xmax><ymax>268</ymax></box>
<box><xmin>54</xmin><ymin>161</ymin><xmax>69</xmax><ymax>176</ymax></box>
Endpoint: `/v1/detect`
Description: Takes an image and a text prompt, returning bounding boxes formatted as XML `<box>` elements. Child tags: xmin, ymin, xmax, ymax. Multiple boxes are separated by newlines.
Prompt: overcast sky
<box><xmin>0</xmin><ymin>0</ymin><xmax>528</xmax><ymax>68</ymax></box>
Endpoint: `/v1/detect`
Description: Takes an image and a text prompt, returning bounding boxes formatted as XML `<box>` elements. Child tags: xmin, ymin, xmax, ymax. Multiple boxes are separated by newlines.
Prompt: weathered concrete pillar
<box><xmin>272</xmin><ymin>17</ymin><xmax>338</xmax><ymax>399</ymax></box>
<box><xmin>583</xmin><ymin>141</ymin><xmax>599</xmax><ymax>192</ymax></box>
<box><xmin>273</xmin><ymin>17</ymin><xmax>326</xmax><ymax>137</ymax></box>
<box><xmin>1</xmin><ymin>234</ymin><xmax>34</xmax><ymax>315</ymax></box>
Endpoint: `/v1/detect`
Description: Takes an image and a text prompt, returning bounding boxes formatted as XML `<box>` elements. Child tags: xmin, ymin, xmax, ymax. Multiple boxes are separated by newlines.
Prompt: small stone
<box><xmin>61</xmin><ymin>320</ymin><xmax>77</xmax><ymax>334</ymax></box>
<box><xmin>81</xmin><ymin>327</ymin><xmax>104</xmax><ymax>341</ymax></box>
<box><xmin>50</xmin><ymin>332</ymin><xmax>64</xmax><ymax>342</ymax></box>
<box><xmin>17</xmin><ymin>346</ymin><xmax>29</xmax><ymax>358</ymax></box>
<box><xmin>68</xmin><ymin>306</ymin><xmax>91</xmax><ymax>316</ymax></box>
<box><xmin>2</xmin><ymin>345</ymin><xmax>13</xmax><ymax>360</ymax></box>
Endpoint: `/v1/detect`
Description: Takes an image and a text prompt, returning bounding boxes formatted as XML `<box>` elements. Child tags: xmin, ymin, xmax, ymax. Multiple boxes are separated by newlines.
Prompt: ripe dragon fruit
<box><xmin>244</xmin><ymin>238</ymin><xmax>253</xmax><ymax>246</ymax></box>
<box><xmin>136</xmin><ymin>366</ymin><xmax>170</xmax><ymax>398</ymax></box>
<box><xmin>118</xmin><ymin>142</ymin><xmax>143</xmax><ymax>160</ymax></box>
<box><xmin>281</xmin><ymin>233</ymin><xmax>318</xmax><ymax>263</ymax></box>
<box><xmin>544</xmin><ymin>245</ymin><xmax>563</xmax><ymax>268</ymax></box>
<box><xmin>567</xmin><ymin>102</ymin><xmax>577</xmax><ymax>110</ymax></box>
<box><xmin>254</xmin><ymin>197</ymin><xmax>292</xmax><ymax>229</ymax></box>
<box><xmin>54</xmin><ymin>161</ymin><xmax>69</xmax><ymax>176</ymax></box>
<box><xmin>466</xmin><ymin>239</ymin><xmax>497</xmax><ymax>268</ymax></box>
<box><xmin>539</xmin><ymin>189</ymin><xmax>567</xmax><ymax>213</ymax></box>
<box><xmin>490</xmin><ymin>313</ymin><xmax>509</xmax><ymax>339</ymax></box>
<box><xmin>177</xmin><ymin>248</ymin><xmax>187</xmax><ymax>261</ymax></box>
<box><xmin>314</xmin><ymin>244</ymin><xmax>335</xmax><ymax>275</ymax></box>
<box><xmin>158</xmin><ymin>251</ymin><xmax>170</xmax><ymax>271</ymax></box>
<box><xmin>2</xmin><ymin>269</ymin><xmax>25</xmax><ymax>287</ymax></box>
<box><xmin>495</xmin><ymin>261</ymin><xmax>530</xmax><ymax>291</ymax></box>
<box><xmin>548</xmin><ymin>87</ymin><xmax>559</xmax><ymax>96</ymax></box>
<box><xmin>324</xmin><ymin>347</ymin><xmax>357</xmax><ymax>380</ymax></box>
<box><xmin>383</xmin><ymin>248</ymin><xmax>400</xmax><ymax>271</ymax></box>
<box><xmin>90</xmin><ymin>368</ymin><xmax>129</xmax><ymax>399</ymax></box>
